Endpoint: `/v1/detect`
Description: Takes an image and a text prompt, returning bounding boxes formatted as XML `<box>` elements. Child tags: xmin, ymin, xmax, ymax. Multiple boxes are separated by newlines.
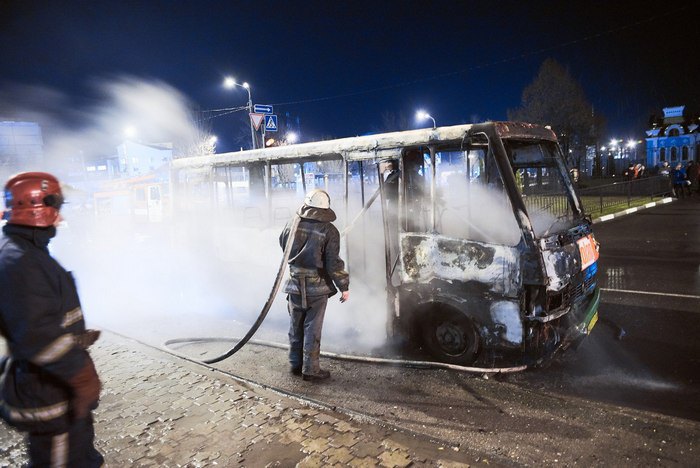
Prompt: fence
<box><xmin>577</xmin><ymin>175</ymin><xmax>673</xmax><ymax>218</ymax></box>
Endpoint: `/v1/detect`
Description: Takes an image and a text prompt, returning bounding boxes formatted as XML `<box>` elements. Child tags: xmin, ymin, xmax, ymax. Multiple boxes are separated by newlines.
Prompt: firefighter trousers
<box><xmin>287</xmin><ymin>294</ymin><xmax>328</xmax><ymax>376</ymax></box>
<box><xmin>27</xmin><ymin>414</ymin><xmax>103</xmax><ymax>468</ymax></box>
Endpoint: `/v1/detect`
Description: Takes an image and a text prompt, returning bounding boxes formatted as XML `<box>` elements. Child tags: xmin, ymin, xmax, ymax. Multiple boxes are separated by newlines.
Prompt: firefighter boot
<box><xmin>302</xmin><ymin>369</ymin><xmax>331</xmax><ymax>382</ymax></box>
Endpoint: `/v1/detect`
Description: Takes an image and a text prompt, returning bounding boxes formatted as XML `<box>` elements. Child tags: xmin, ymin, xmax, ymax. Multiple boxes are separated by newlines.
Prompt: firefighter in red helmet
<box><xmin>0</xmin><ymin>172</ymin><xmax>104</xmax><ymax>467</ymax></box>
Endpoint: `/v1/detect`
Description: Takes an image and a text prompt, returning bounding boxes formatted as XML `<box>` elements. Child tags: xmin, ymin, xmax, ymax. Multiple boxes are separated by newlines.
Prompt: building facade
<box><xmin>116</xmin><ymin>140</ymin><xmax>172</xmax><ymax>176</ymax></box>
<box><xmin>645</xmin><ymin>106</ymin><xmax>699</xmax><ymax>169</ymax></box>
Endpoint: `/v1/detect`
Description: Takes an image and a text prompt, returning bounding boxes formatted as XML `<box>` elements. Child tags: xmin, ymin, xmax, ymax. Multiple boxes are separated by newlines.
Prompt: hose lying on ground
<box><xmin>163</xmin><ymin>337</ymin><xmax>527</xmax><ymax>374</ymax></box>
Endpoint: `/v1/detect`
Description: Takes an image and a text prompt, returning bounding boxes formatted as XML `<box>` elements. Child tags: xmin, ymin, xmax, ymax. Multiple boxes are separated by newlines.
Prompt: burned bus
<box><xmin>171</xmin><ymin>121</ymin><xmax>600</xmax><ymax>366</ymax></box>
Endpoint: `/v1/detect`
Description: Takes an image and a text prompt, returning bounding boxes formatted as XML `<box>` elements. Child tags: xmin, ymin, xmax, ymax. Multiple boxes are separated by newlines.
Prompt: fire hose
<box><xmin>164</xmin><ymin>184</ymin><xmax>527</xmax><ymax>373</ymax></box>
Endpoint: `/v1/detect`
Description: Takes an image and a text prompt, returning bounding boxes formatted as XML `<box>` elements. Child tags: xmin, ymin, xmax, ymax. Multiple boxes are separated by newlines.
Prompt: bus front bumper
<box><xmin>563</xmin><ymin>287</ymin><xmax>601</xmax><ymax>349</ymax></box>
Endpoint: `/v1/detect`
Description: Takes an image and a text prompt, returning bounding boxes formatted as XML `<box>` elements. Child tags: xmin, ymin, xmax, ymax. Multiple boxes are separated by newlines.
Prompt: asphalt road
<box><xmin>546</xmin><ymin>197</ymin><xmax>700</xmax><ymax>420</ymax></box>
<box><xmin>78</xmin><ymin>197</ymin><xmax>700</xmax><ymax>465</ymax></box>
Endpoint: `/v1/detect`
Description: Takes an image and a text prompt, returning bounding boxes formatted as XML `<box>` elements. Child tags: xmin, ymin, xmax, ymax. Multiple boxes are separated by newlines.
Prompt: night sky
<box><xmin>1</xmin><ymin>0</ymin><xmax>698</xmax><ymax>152</ymax></box>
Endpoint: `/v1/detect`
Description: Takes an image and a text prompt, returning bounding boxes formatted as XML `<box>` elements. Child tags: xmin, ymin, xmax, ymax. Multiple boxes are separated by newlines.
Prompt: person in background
<box><xmin>671</xmin><ymin>163</ymin><xmax>690</xmax><ymax>198</ymax></box>
<box><xmin>0</xmin><ymin>172</ymin><xmax>103</xmax><ymax>467</ymax></box>
<box><xmin>279</xmin><ymin>189</ymin><xmax>350</xmax><ymax>381</ymax></box>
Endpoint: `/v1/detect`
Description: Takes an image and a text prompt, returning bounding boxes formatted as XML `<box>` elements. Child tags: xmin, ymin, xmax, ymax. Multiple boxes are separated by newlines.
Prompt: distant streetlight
<box><xmin>608</xmin><ymin>138</ymin><xmax>624</xmax><ymax>160</ymax></box>
<box><xmin>124</xmin><ymin>125</ymin><xmax>137</xmax><ymax>139</ymax></box>
<box><xmin>416</xmin><ymin>110</ymin><xmax>436</xmax><ymax>129</ymax></box>
<box><xmin>286</xmin><ymin>132</ymin><xmax>298</xmax><ymax>144</ymax></box>
<box><xmin>626</xmin><ymin>139</ymin><xmax>639</xmax><ymax>160</ymax></box>
<box><xmin>223</xmin><ymin>76</ymin><xmax>256</xmax><ymax>149</ymax></box>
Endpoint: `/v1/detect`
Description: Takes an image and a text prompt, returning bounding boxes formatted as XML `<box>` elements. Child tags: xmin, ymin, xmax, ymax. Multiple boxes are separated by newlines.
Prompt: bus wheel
<box><xmin>421</xmin><ymin>305</ymin><xmax>479</xmax><ymax>365</ymax></box>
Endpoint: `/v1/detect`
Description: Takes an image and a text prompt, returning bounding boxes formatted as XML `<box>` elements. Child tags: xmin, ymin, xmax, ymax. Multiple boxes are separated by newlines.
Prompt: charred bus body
<box><xmin>172</xmin><ymin>121</ymin><xmax>599</xmax><ymax>367</ymax></box>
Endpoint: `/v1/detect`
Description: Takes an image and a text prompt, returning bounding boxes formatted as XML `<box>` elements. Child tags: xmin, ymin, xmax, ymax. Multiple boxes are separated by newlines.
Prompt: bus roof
<box><xmin>172</xmin><ymin>121</ymin><xmax>556</xmax><ymax>170</ymax></box>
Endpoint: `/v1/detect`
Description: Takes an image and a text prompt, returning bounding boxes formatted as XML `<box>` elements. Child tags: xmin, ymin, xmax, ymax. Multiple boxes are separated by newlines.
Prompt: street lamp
<box><xmin>223</xmin><ymin>76</ymin><xmax>256</xmax><ymax>149</ymax></box>
<box><xmin>416</xmin><ymin>110</ymin><xmax>436</xmax><ymax>129</ymax></box>
<box><xmin>124</xmin><ymin>125</ymin><xmax>137</xmax><ymax>140</ymax></box>
<box><xmin>286</xmin><ymin>132</ymin><xmax>298</xmax><ymax>144</ymax></box>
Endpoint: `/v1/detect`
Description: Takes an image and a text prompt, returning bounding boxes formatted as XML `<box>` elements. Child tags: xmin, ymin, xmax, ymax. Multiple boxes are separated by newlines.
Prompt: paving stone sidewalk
<box><xmin>1</xmin><ymin>333</ymin><xmax>478</xmax><ymax>467</ymax></box>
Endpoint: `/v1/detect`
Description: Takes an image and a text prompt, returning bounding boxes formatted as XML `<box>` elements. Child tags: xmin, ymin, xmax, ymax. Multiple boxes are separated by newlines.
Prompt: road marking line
<box><xmin>601</xmin><ymin>287</ymin><xmax>700</xmax><ymax>300</ymax></box>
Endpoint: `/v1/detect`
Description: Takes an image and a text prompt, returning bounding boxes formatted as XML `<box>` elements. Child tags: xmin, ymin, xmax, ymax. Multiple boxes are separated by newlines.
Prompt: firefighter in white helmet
<box><xmin>279</xmin><ymin>189</ymin><xmax>349</xmax><ymax>381</ymax></box>
<box><xmin>0</xmin><ymin>172</ymin><xmax>103</xmax><ymax>467</ymax></box>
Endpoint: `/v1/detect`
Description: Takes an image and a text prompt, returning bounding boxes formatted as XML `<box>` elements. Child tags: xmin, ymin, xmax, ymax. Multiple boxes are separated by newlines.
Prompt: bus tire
<box><xmin>420</xmin><ymin>304</ymin><xmax>480</xmax><ymax>365</ymax></box>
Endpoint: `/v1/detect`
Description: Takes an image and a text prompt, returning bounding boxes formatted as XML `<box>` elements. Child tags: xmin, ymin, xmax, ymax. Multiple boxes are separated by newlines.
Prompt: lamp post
<box><xmin>416</xmin><ymin>110</ymin><xmax>436</xmax><ymax>129</ymax></box>
<box><xmin>223</xmin><ymin>76</ymin><xmax>256</xmax><ymax>149</ymax></box>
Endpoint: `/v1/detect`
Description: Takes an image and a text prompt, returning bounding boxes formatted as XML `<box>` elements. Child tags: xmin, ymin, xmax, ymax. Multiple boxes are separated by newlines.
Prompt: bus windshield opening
<box><xmin>506</xmin><ymin>140</ymin><xmax>578</xmax><ymax>237</ymax></box>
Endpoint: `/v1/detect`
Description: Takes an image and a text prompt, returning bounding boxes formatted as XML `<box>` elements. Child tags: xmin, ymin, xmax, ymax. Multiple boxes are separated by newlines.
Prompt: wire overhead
<box><xmin>268</xmin><ymin>6</ymin><xmax>689</xmax><ymax>108</ymax></box>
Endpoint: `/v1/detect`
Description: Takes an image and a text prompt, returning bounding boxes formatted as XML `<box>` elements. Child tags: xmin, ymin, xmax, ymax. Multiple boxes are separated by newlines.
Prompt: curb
<box><xmin>592</xmin><ymin>197</ymin><xmax>675</xmax><ymax>224</ymax></box>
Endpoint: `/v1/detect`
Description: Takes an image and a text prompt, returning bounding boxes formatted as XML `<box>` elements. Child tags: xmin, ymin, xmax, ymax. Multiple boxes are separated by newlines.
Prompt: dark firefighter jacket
<box><xmin>279</xmin><ymin>205</ymin><xmax>349</xmax><ymax>298</ymax></box>
<box><xmin>0</xmin><ymin>223</ymin><xmax>90</xmax><ymax>433</ymax></box>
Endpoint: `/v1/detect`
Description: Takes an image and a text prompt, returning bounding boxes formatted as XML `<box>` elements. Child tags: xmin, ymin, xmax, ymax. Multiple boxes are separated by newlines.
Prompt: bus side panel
<box><xmin>399</xmin><ymin>233</ymin><xmax>522</xmax><ymax>297</ymax></box>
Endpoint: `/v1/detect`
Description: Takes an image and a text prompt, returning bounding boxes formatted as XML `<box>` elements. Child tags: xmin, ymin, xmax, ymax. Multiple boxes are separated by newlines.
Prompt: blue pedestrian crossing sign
<box><xmin>264</xmin><ymin>114</ymin><xmax>278</xmax><ymax>132</ymax></box>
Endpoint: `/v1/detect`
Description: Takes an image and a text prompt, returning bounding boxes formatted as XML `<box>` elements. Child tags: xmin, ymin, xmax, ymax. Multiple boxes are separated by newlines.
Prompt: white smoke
<box><xmin>0</xmin><ymin>77</ymin><xmax>205</xmax><ymax>175</ymax></box>
<box><xmin>2</xmin><ymin>79</ymin><xmax>567</xmax><ymax>360</ymax></box>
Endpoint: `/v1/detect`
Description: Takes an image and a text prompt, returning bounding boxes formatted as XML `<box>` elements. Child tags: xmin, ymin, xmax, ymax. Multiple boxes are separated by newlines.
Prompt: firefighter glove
<box><xmin>75</xmin><ymin>329</ymin><xmax>101</xmax><ymax>349</ymax></box>
<box><xmin>67</xmin><ymin>355</ymin><xmax>101</xmax><ymax>419</ymax></box>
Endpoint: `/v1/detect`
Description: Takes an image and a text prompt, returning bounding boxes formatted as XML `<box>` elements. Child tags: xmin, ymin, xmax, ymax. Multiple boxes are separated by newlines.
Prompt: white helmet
<box><xmin>304</xmin><ymin>189</ymin><xmax>331</xmax><ymax>209</ymax></box>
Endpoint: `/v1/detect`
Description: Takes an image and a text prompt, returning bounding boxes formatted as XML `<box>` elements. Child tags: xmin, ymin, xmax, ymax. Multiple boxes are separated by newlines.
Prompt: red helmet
<box><xmin>3</xmin><ymin>172</ymin><xmax>64</xmax><ymax>227</ymax></box>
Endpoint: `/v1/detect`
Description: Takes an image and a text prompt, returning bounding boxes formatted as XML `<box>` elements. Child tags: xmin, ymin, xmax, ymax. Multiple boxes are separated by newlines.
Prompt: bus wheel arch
<box><xmin>415</xmin><ymin>301</ymin><xmax>481</xmax><ymax>365</ymax></box>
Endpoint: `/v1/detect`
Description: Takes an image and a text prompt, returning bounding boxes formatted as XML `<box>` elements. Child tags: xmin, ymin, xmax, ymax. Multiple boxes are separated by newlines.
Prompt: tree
<box><xmin>273</xmin><ymin>163</ymin><xmax>297</xmax><ymax>188</ymax></box>
<box><xmin>509</xmin><ymin>58</ymin><xmax>604</xmax><ymax>171</ymax></box>
<box><xmin>173</xmin><ymin>107</ymin><xmax>217</xmax><ymax>158</ymax></box>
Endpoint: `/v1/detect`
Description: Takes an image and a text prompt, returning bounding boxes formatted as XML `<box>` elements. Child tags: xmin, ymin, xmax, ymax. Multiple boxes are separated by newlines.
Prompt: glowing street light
<box><xmin>286</xmin><ymin>131</ymin><xmax>298</xmax><ymax>144</ymax></box>
<box><xmin>223</xmin><ymin>76</ymin><xmax>256</xmax><ymax>149</ymax></box>
<box><xmin>123</xmin><ymin>125</ymin><xmax>137</xmax><ymax>139</ymax></box>
<box><xmin>626</xmin><ymin>139</ymin><xmax>639</xmax><ymax>160</ymax></box>
<box><xmin>416</xmin><ymin>110</ymin><xmax>436</xmax><ymax>129</ymax></box>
